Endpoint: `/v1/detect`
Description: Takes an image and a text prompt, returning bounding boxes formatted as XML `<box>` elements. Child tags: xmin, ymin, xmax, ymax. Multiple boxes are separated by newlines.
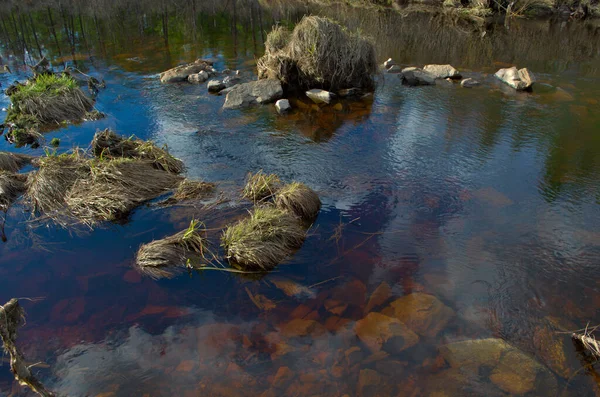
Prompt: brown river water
<box><xmin>0</xmin><ymin>1</ymin><xmax>600</xmax><ymax>396</ymax></box>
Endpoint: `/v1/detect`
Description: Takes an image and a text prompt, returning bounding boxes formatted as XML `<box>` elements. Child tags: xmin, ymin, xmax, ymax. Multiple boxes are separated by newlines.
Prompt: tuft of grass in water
<box><xmin>275</xmin><ymin>182</ymin><xmax>321</xmax><ymax>222</ymax></box>
<box><xmin>257</xmin><ymin>15</ymin><xmax>377</xmax><ymax>91</ymax></box>
<box><xmin>50</xmin><ymin>138</ymin><xmax>60</xmax><ymax>147</ymax></box>
<box><xmin>0</xmin><ymin>171</ymin><xmax>27</xmax><ymax>211</ymax></box>
<box><xmin>135</xmin><ymin>219</ymin><xmax>211</xmax><ymax>279</ymax></box>
<box><xmin>91</xmin><ymin>129</ymin><xmax>184</xmax><ymax>174</ymax></box>
<box><xmin>0</xmin><ymin>152</ymin><xmax>33</xmax><ymax>172</ymax></box>
<box><xmin>242</xmin><ymin>171</ymin><xmax>282</xmax><ymax>202</ymax></box>
<box><xmin>222</xmin><ymin>205</ymin><xmax>306</xmax><ymax>270</ymax></box>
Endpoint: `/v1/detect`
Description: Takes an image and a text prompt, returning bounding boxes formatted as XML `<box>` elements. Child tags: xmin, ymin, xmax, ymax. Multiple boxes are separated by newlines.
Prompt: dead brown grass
<box><xmin>257</xmin><ymin>16</ymin><xmax>377</xmax><ymax>91</ymax></box>
<box><xmin>0</xmin><ymin>152</ymin><xmax>33</xmax><ymax>172</ymax></box>
<box><xmin>242</xmin><ymin>171</ymin><xmax>282</xmax><ymax>202</ymax></box>
<box><xmin>0</xmin><ymin>172</ymin><xmax>27</xmax><ymax>211</ymax></box>
<box><xmin>275</xmin><ymin>182</ymin><xmax>321</xmax><ymax>222</ymax></box>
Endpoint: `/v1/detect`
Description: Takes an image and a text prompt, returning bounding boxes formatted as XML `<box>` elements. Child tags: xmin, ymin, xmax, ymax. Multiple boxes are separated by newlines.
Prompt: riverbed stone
<box><xmin>208</xmin><ymin>80</ymin><xmax>226</xmax><ymax>93</ymax></box>
<box><xmin>461</xmin><ymin>78</ymin><xmax>481</xmax><ymax>88</ymax></box>
<box><xmin>223</xmin><ymin>79</ymin><xmax>283</xmax><ymax>109</ymax></box>
<box><xmin>354</xmin><ymin>312</ymin><xmax>419</xmax><ymax>354</ymax></box>
<box><xmin>533</xmin><ymin>325</ymin><xmax>572</xmax><ymax>378</ymax></box>
<box><xmin>495</xmin><ymin>66</ymin><xmax>535</xmax><ymax>91</ymax></box>
<box><xmin>386</xmin><ymin>65</ymin><xmax>402</xmax><ymax>73</ymax></box>
<box><xmin>275</xmin><ymin>99</ymin><xmax>291</xmax><ymax>114</ymax></box>
<box><xmin>423</xmin><ymin>64</ymin><xmax>461</xmax><ymax>79</ymax></box>
<box><xmin>400</xmin><ymin>67</ymin><xmax>436</xmax><ymax>86</ymax></box>
<box><xmin>383</xmin><ymin>293</ymin><xmax>454</xmax><ymax>337</ymax></box>
<box><xmin>383</xmin><ymin>58</ymin><xmax>396</xmax><ymax>69</ymax></box>
<box><xmin>439</xmin><ymin>338</ymin><xmax>558</xmax><ymax>395</ymax></box>
<box><xmin>159</xmin><ymin>59</ymin><xmax>212</xmax><ymax>83</ymax></box>
<box><xmin>306</xmin><ymin>89</ymin><xmax>334</xmax><ymax>104</ymax></box>
<box><xmin>187</xmin><ymin>70</ymin><xmax>209</xmax><ymax>84</ymax></box>
<box><xmin>338</xmin><ymin>88</ymin><xmax>360</xmax><ymax>97</ymax></box>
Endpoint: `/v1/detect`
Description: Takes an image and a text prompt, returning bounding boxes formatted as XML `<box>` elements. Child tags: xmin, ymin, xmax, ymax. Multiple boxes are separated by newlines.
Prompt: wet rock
<box><xmin>324</xmin><ymin>299</ymin><xmax>348</xmax><ymax>316</ymax></box>
<box><xmin>207</xmin><ymin>80</ymin><xmax>226</xmax><ymax>93</ymax></box>
<box><xmin>425</xmin><ymin>367</ymin><xmax>505</xmax><ymax>397</ymax></box>
<box><xmin>461</xmin><ymin>78</ymin><xmax>480</xmax><ymax>88</ymax></box>
<box><xmin>439</xmin><ymin>338</ymin><xmax>558</xmax><ymax>395</ymax></box>
<box><xmin>400</xmin><ymin>67</ymin><xmax>436</xmax><ymax>86</ymax></box>
<box><xmin>160</xmin><ymin>59</ymin><xmax>212</xmax><ymax>83</ymax></box>
<box><xmin>306</xmin><ymin>89</ymin><xmax>335</xmax><ymax>104</ymax></box>
<box><xmin>222</xmin><ymin>68</ymin><xmax>232</xmax><ymax>75</ymax></box>
<box><xmin>495</xmin><ymin>66</ymin><xmax>535</xmax><ymax>91</ymax></box>
<box><xmin>279</xmin><ymin>318</ymin><xmax>325</xmax><ymax>338</ymax></box>
<box><xmin>357</xmin><ymin>369</ymin><xmax>390</xmax><ymax>396</ymax></box>
<box><xmin>216</xmin><ymin>86</ymin><xmax>236</xmax><ymax>96</ymax></box>
<box><xmin>331</xmin><ymin>279</ymin><xmax>367</xmax><ymax>307</ymax></box>
<box><xmin>435</xmin><ymin>78</ymin><xmax>454</xmax><ymax>87</ymax></box>
<box><xmin>383</xmin><ymin>58</ymin><xmax>396</xmax><ymax>69</ymax></box>
<box><xmin>275</xmin><ymin>99</ymin><xmax>291</xmax><ymax>114</ymax></box>
<box><xmin>338</xmin><ymin>88</ymin><xmax>360</xmax><ymax>97</ymax></box>
<box><xmin>383</xmin><ymin>293</ymin><xmax>454</xmax><ymax>337</ymax></box>
<box><xmin>354</xmin><ymin>312</ymin><xmax>419</xmax><ymax>353</ymax></box>
<box><xmin>533</xmin><ymin>326</ymin><xmax>572</xmax><ymax>378</ymax></box>
<box><xmin>364</xmin><ymin>282</ymin><xmax>392</xmax><ymax>314</ymax></box>
<box><xmin>423</xmin><ymin>64</ymin><xmax>461</xmax><ymax>79</ymax></box>
<box><xmin>272</xmin><ymin>366</ymin><xmax>294</xmax><ymax>389</ymax></box>
<box><xmin>345</xmin><ymin>346</ymin><xmax>365</xmax><ymax>366</ymax></box>
<box><xmin>187</xmin><ymin>70</ymin><xmax>209</xmax><ymax>84</ymax></box>
<box><xmin>224</xmin><ymin>75</ymin><xmax>241</xmax><ymax>87</ymax></box>
<box><xmin>223</xmin><ymin>80</ymin><xmax>283</xmax><ymax>109</ymax></box>
<box><xmin>386</xmin><ymin>65</ymin><xmax>402</xmax><ymax>74</ymax></box>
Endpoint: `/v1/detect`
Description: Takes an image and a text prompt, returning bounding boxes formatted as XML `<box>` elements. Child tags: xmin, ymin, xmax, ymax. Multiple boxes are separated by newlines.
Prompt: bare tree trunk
<box><xmin>0</xmin><ymin>16</ymin><xmax>15</xmax><ymax>54</ymax></box>
<box><xmin>47</xmin><ymin>7</ymin><xmax>63</xmax><ymax>58</ymax></box>
<box><xmin>28</xmin><ymin>14</ymin><xmax>44</xmax><ymax>59</ymax></box>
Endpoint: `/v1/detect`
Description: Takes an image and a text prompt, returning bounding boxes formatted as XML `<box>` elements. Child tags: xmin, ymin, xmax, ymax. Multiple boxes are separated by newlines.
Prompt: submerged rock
<box><xmin>187</xmin><ymin>70</ymin><xmax>209</xmax><ymax>84</ymax></box>
<box><xmin>354</xmin><ymin>312</ymin><xmax>419</xmax><ymax>354</ymax></box>
<box><xmin>208</xmin><ymin>80</ymin><xmax>226</xmax><ymax>93</ymax></box>
<box><xmin>382</xmin><ymin>293</ymin><xmax>454</xmax><ymax>337</ymax></box>
<box><xmin>423</xmin><ymin>64</ymin><xmax>461</xmax><ymax>79</ymax></box>
<box><xmin>160</xmin><ymin>59</ymin><xmax>212</xmax><ymax>83</ymax></box>
<box><xmin>306</xmin><ymin>89</ymin><xmax>334</xmax><ymax>104</ymax></box>
<box><xmin>400</xmin><ymin>67</ymin><xmax>436</xmax><ymax>86</ymax></box>
<box><xmin>386</xmin><ymin>65</ymin><xmax>402</xmax><ymax>74</ymax></box>
<box><xmin>439</xmin><ymin>338</ymin><xmax>558</xmax><ymax>395</ymax></box>
<box><xmin>383</xmin><ymin>58</ymin><xmax>396</xmax><ymax>69</ymax></box>
<box><xmin>338</xmin><ymin>88</ymin><xmax>360</xmax><ymax>97</ymax></box>
<box><xmin>495</xmin><ymin>67</ymin><xmax>535</xmax><ymax>91</ymax></box>
<box><xmin>461</xmin><ymin>78</ymin><xmax>480</xmax><ymax>88</ymax></box>
<box><xmin>223</xmin><ymin>80</ymin><xmax>283</xmax><ymax>109</ymax></box>
<box><xmin>275</xmin><ymin>99</ymin><xmax>291</xmax><ymax>114</ymax></box>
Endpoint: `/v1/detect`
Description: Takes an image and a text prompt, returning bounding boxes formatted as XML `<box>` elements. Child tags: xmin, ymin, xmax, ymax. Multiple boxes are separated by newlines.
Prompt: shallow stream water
<box><xmin>1</xmin><ymin>3</ymin><xmax>600</xmax><ymax>396</ymax></box>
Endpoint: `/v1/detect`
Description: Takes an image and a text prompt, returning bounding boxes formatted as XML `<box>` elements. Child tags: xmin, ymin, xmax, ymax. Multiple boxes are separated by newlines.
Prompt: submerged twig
<box><xmin>0</xmin><ymin>299</ymin><xmax>55</xmax><ymax>397</ymax></box>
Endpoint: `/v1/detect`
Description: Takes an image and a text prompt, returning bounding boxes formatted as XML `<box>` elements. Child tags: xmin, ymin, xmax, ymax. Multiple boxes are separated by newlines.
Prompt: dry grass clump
<box><xmin>222</xmin><ymin>206</ymin><xmax>306</xmax><ymax>270</ymax></box>
<box><xmin>242</xmin><ymin>171</ymin><xmax>282</xmax><ymax>202</ymax></box>
<box><xmin>173</xmin><ymin>179</ymin><xmax>216</xmax><ymax>201</ymax></box>
<box><xmin>91</xmin><ymin>129</ymin><xmax>184</xmax><ymax>174</ymax></box>
<box><xmin>275</xmin><ymin>182</ymin><xmax>321</xmax><ymax>222</ymax></box>
<box><xmin>257</xmin><ymin>16</ymin><xmax>377</xmax><ymax>91</ymax></box>
<box><xmin>0</xmin><ymin>152</ymin><xmax>33</xmax><ymax>172</ymax></box>
<box><xmin>136</xmin><ymin>219</ymin><xmax>208</xmax><ymax>279</ymax></box>
<box><xmin>0</xmin><ymin>172</ymin><xmax>27</xmax><ymax>211</ymax></box>
<box><xmin>25</xmin><ymin>150</ymin><xmax>90</xmax><ymax>214</ymax></box>
<box><xmin>65</xmin><ymin>159</ymin><xmax>182</xmax><ymax>226</ymax></box>
<box><xmin>7</xmin><ymin>73</ymin><xmax>94</xmax><ymax>125</ymax></box>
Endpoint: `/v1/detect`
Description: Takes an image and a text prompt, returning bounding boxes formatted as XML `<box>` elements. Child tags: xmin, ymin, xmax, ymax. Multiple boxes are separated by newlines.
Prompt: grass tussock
<box><xmin>222</xmin><ymin>206</ymin><xmax>306</xmax><ymax>270</ymax></box>
<box><xmin>275</xmin><ymin>182</ymin><xmax>321</xmax><ymax>222</ymax></box>
<box><xmin>7</xmin><ymin>73</ymin><xmax>94</xmax><ymax>125</ymax></box>
<box><xmin>91</xmin><ymin>129</ymin><xmax>184</xmax><ymax>174</ymax></box>
<box><xmin>0</xmin><ymin>172</ymin><xmax>27</xmax><ymax>211</ymax></box>
<box><xmin>173</xmin><ymin>179</ymin><xmax>216</xmax><ymax>201</ymax></box>
<box><xmin>0</xmin><ymin>152</ymin><xmax>33</xmax><ymax>172</ymax></box>
<box><xmin>257</xmin><ymin>16</ymin><xmax>377</xmax><ymax>91</ymax></box>
<box><xmin>25</xmin><ymin>150</ymin><xmax>90</xmax><ymax>214</ymax></box>
<box><xmin>243</xmin><ymin>171</ymin><xmax>282</xmax><ymax>202</ymax></box>
<box><xmin>65</xmin><ymin>159</ymin><xmax>182</xmax><ymax>226</ymax></box>
<box><xmin>136</xmin><ymin>219</ymin><xmax>208</xmax><ymax>279</ymax></box>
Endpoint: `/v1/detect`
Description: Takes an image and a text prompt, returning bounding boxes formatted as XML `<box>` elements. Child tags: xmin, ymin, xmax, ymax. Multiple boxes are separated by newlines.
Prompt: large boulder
<box><xmin>439</xmin><ymin>338</ymin><xmax>558</xmax><ymax>395</ymax></box>
<box><xmin>159</xmin><ymin>59</ymin><xmax>212</xmax><ymax>83</ymax></box>
<box><xmin>382</xmin><ymin>293</ymin><xmax>454</xmax><ymax>337</ymax></box>
<box><xmin>223</xmin><ymin>80</ymin><xmax>283</xmax><ymax>109</ymax></box>
<box><xmin>495</xmin><ymin>67</ymin><xmax>535</xmax><ymax>91</ymax></box>
<box><xmin>423</xmin><ymin>64</ymin><xmax>461</xmax><ymax>79</ymax></box>
<box><xmin>400</xmin><ymin>67</ymin><xmax>436</xmax><ymax>86</ymax></box>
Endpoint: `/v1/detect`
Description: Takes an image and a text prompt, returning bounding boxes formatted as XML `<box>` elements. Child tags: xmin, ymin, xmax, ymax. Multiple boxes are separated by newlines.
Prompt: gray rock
<box><xmin>435</xmin><ymin>78</ymin><xmax>454</xmax><ymax>87</ymax></box>
<box><xmin>223</xmin><ymin>75</ymin><xmax>241</xmax><ymax>87</ymax></box>
<box><xmin>217</xmin><ymin>86</ymin><xmax>236</xmax><ymax>96</ymax></box>
<box><xmin>383</xmin><ymin>58</ymin><xmax>396</xmax><ymax>69</ymax></box>
<box><xmin>338</xmin><ymin>88</ymin><xmax>361</xmax><ymax>97</ymax></box>
<box><xmin>223</xmin><ymin>79</ymin><xmax>283</xmax><ymax>109</ymax></box>
<box><xmin>386</xmin><ymin>65</ymin><xmax>402</xmax><ymax>74</ymax></box>
<box><xmin>275</xmin><ymin>99</ymin><xmax>291</xmax><ymax>114</ymax></box>
<box><xmin>207</xmin><ymin>80</ymin><xmax>226</xmax><ymax>93</ymax></box>
<box><xmin>461</xmin><ymin>78</ymin><xmax>480</xmax><ymax>88</ymax></box>
<box><xmin>495</xmin><ymin>67</ymin><xmax>535</xmax><ymax>91</ymax></box>
<box><xmin>187</xmin><ymin>70</ymin><xmax>209</xmax><ymax>84</ymax></box>
<box><xmin>423</xmin><ymin>64</ymin><xmax>461</xmax><ymax>79</ymax></box>
<box><xmin>159</xmin><ymin>59</ymin><xmax>212</xmax><ymax>83</ymax></box>
<box><xmin>222</xmin><ymin>69</ymin><xmax>232</xmax><ymax>75</ymax></box>
<box><xmin>401</xmin><ymin>67</ymin><xmax>436</xmax><ymax>86</ymax></box>
<box><xmin>306</xmin><ymin>89</ymin><xmax>334</xmax><ymax>104</ymax></box>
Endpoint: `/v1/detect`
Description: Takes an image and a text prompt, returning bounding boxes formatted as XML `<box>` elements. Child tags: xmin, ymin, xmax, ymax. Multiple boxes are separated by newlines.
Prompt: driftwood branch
<box><xmin>0</xmin><ymin>299</ymin><xmax>55</xmax><ymax>397</ymax></box>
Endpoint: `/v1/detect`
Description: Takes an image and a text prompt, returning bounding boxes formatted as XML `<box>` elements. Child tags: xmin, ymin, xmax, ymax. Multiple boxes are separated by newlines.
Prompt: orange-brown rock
<box><xmin>355</xmin><ymin>312</ymin><xmax>418</xmax><ymax>354</ymax></box>
<box><xmin>384</xmin><ymin>293</ymin><xmax>454</xmax><ymax>337</ymax></box>
<box><xmin>364</xmin><ymin>282</ymin><xmax>392</xmax><ymax>314</ymax></box>
<box><xmin>280</xmin><ymin>318</ymin><xmax>325</xmax><ymax>338</ymax></box>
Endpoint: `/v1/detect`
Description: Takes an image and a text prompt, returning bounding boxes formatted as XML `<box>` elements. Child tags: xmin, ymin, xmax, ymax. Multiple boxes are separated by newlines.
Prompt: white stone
<box><xmin>461</xmin><ymin>78</ymin><xmax>481</xmax><ymax>88</ymax></box>
<box><xmin>383</xmin><ymin>58</ymin><xmax>396</xmax><ymax>69</ymax></box>
<box><xmin>275</xmin><ymin>99</ymin><xmax>291</xmax><ymax>114</ymax></box>
<box><xmin>306</xmin><ymin>89</ymin><xmax>334</xmax><ymax>104</ymax></box>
